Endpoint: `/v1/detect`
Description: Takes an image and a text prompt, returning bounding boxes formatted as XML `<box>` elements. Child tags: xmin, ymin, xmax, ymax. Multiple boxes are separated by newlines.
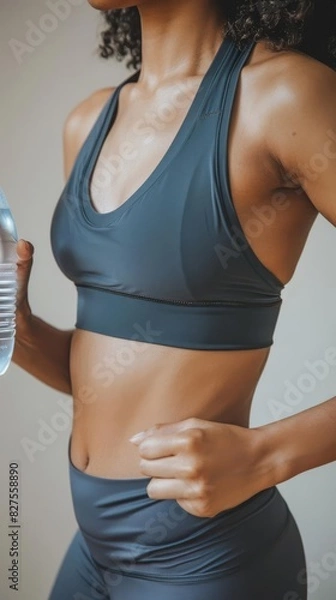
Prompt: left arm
<box><xmin>260</xmin><ymin>57</ymin><xmax>336</xmax><ymax>486</ymax></box>
<box><xmin>130</xmin><ymin>58</ymin><xmax>336</xmax><ymax>518</ymax></box>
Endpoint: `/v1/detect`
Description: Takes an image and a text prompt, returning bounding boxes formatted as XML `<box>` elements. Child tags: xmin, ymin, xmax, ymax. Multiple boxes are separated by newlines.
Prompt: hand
<box><xmin>129</xmin><ymin>418</ymin><xmax>276</xmax><ymax>518</ymax></box>
<box><xmin>15</xmin><ymin>239</ymin><xmax>34</xmax><ymax>325</ymax></box>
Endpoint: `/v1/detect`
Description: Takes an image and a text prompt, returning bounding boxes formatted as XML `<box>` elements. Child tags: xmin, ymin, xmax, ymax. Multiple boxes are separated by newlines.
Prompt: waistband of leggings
<box><xmin>68</xmin><ymin>434</ymin><xmax>278</xmax><ymax>516</ymax></box>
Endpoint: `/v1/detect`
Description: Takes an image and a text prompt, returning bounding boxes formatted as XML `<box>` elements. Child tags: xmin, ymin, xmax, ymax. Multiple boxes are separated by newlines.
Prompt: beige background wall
<box><xmin>0</xmin><ymin>1</ymin><xmax>336</xmax><ymax>598</ymax></box>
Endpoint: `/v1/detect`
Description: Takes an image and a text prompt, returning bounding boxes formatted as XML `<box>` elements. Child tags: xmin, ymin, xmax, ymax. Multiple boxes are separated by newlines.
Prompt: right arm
<box><xmin>12</xmin><ymin>88</ymin><xmax>115</xmax><ymax>394</ymax></box>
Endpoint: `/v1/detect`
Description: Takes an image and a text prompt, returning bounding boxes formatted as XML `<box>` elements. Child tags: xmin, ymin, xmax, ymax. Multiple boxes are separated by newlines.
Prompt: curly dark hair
<box><xmin>99</xmin><ymin>1</ymin><xmax>336</xmax><ymax>71</ymax></box>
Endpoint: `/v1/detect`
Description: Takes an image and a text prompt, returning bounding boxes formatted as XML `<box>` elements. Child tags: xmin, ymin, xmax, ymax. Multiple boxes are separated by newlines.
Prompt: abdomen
<box><xmin>69</xmin><ymin>328</ymin><xmax>271</xmax><ymax>478</ymax></box>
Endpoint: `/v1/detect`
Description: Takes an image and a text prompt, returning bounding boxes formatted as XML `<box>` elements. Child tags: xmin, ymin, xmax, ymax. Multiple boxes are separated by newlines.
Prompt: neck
<box><xmin>137</xmin><ymin>0</ymin><xmax>226</xmax><ymax>87</ymax></box>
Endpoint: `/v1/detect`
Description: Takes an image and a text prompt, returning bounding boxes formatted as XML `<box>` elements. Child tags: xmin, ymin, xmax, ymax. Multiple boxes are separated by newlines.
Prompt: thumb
<box><xmin>16</xmin><ymin>239</ymin><xmax>35</xmax><ymax>303</ymax></box>
<box><xmin>16</xmin><ymin>239</ymin><xmax>34</xmax><ymax>263</ymax></box>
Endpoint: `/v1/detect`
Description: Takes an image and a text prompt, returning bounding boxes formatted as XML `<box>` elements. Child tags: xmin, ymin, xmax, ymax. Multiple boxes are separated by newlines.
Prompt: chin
<box><xmin>87</xmin><ymin>0</ymin><xmax>138</xmax><ymax>9</ymax></box>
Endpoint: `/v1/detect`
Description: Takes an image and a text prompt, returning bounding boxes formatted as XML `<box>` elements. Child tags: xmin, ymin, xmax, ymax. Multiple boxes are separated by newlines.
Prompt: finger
<box><xmin>139</xmin><ymin>455</ymin><xmax>192</xmax><ymax>479</ymax></box>
<box><xmin>138</xmin><ymin>431</ymin><xmax>192</xmax><ymax>459</ymax></box>
<box><xmin>16</xmin><ymin>239</ymin><xmax>34</xmax><ymax>264</ymax></box>
<box><xmin>130</xmin><ymin>418</ymin><xmax>204</xmax><ymax>444</ymax></box>
<box><xmin>146</xmin><ymin>477</ymin><xmax>197</xmax><ymax>500</ymax></box>
<box><xmin>16</xmin><ymin>240</ymin><xmax>34</xmax><ymax>289</ymax></box>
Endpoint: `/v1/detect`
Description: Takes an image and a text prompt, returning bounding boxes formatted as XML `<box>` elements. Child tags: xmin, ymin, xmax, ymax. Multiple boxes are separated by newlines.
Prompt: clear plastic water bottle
<box><xmin>0</xmin><ymin>189</ymin><xmax>18</xmax><ymax>376</ymax></box>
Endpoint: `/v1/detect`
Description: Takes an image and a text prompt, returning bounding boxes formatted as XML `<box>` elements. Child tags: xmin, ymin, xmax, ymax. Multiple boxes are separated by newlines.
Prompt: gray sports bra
<box><xmin>50</xmin><ymin>34</ymin><xmax>284</xmax><ymax>350</ymax></box>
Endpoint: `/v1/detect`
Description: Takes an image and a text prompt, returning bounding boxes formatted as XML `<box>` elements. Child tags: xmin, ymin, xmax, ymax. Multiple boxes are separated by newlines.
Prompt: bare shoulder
<box><xmin>63</xmin><ymin>87</ymin><xmax>115</xmax><ymax>179</ymax></box>
<box><xmin>247</xmin><ymin>44</ymin><xmax>336</xmax><ymax>170</ymax></box>
<box><xmin>249</xmin><ymin>42</ymin><xmax>336</xmax><ymax>118</ymax></box>
<box><xmin>271</xmin><ymin>48</ymin><xmax>334</xmax><ymax>101</ymax></box>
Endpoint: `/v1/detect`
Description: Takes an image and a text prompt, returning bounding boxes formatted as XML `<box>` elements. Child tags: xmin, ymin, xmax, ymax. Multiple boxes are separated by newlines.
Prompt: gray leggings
<box><xmin>48</xmin><ymin>438</ymin><xmax>307</xmax><ymax>599</ymax></box>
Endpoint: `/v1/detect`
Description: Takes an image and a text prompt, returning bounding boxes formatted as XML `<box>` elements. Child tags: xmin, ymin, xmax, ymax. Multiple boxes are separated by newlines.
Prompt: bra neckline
<box><xmin>80</xmin><ymin>33</ymin><xmax>234</xmax><ymax>227</ymax></box>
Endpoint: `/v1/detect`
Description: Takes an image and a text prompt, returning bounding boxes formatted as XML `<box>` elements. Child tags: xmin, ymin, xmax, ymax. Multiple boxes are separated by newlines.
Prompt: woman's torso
<box><xmin>59</xmin><ymin>39</ymin><xmax>317</xmax><ymax>478</ymax></box>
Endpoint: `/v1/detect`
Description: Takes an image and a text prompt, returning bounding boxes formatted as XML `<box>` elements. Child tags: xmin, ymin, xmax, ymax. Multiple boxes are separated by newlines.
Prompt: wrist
<box><xmin>251</xmin><ymin>422</ymin><xmax>292</xmax><ymax>489</ymax></box>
